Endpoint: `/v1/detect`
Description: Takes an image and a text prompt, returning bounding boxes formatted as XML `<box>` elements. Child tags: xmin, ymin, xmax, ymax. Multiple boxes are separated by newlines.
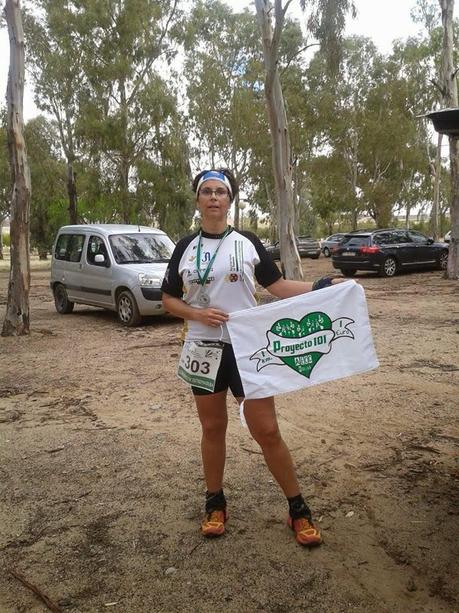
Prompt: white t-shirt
<box><xmin>161</xmin><ymin>227</ymin><xmax>282</xmax><ymax>342</ymax></box>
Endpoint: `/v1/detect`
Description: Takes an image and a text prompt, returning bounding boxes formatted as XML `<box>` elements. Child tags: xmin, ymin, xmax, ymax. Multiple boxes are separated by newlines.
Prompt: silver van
<box><xmin>50</xmin><ymin>224</ymin><xmax>175</xmax><ymax>326</ymax></box>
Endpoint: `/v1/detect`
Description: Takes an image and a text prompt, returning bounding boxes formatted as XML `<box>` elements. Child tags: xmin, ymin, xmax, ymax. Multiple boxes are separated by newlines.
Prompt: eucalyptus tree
<box><xmin>307</xmin><ymin>153</ymin><xmax>351</xmax><ymax>234</ymax></box>
<box><xmin>306</xmin><ymin>34</ymin><xmax>434</xmax><ymax>229</ymax></box>
<box><xmin>254</xmin><ymin>0</ymin><xmax>355</xmax><ymax>280</ymax></box>
<box><xmin>2</xmin><ymin>0</ymin><xmax>31</xmax><ymax>337</ymax></box>
<box><xmin>25</xmin><ymin>0</ymin><xmax>85</xmax><ymax>224</ymax></box>
<box><xmin>184</xmin><ymin>0</ymin><xmax>266</xmax><ymax>228</ymax></box>
<box><xmin>438</xmin><ymin>0</ymin><xmax>459</xmax><ymax>279</ymax></box>
<box><xmin>25</xmin><ymin>116</ymin><xmax>67</xmax><ymax>257</ymax></box>
<box><xmin>75</xmin><ymin>0</ymin><xmax>192</xmax><ymax>229</ymax></box>
<box><xmin>0</xmin><ymin>120</ymin><xmax>10</xmax><ymax>260</ymax></box>
<box><xmin>305</xmin><ymin>36</ymin><xmax>380</xmax><ymax>229</ymax></box>
<box><xmin>390</xmin><ymin>28</ymin><xmax>443</xmax><ymax>236</ymax></box>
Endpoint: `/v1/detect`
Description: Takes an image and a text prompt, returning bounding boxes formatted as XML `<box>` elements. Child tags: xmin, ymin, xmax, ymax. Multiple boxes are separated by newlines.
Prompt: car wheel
<box><xmin>340</xmin><ymin>269</ymin><xmax>356</xmax><ymax>277</ymax></box>
<box><xmin>53</xmin><ymin>284</ymin><xmax>74</xmax><ymax>314</ymax></box>
<box><xmin>117</xmin><ymin>290</ymin><xmax>141</xmax><ymax>326</ymax></box>
<box><xmin>323</xmin><ymin>247</ymin><xmax>330</xmax><ymax>257</ymax></box>
<box><xmin>439</xmin><ymin>250</ymin><xmax>448</xmax><ymax>270</ymax></box>
<box><xmin>380</xmin><ymin>256</ymin><xmax>397</xmax><ymax>277</ymax></box>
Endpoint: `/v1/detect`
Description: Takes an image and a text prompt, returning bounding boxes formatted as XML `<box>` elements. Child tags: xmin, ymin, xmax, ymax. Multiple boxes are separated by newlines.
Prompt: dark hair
<box><xmin>192</xmin><ymin>168</ymin><xmax>239</xmax><ymax>201</ymax></box>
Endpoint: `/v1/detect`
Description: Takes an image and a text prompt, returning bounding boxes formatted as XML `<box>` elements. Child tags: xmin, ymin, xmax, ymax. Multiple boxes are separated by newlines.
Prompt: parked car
<box><xmin>266</xmin><ymin>236</ymin><xmax>321</xmax><ymax>260</ymax></box>
<box><xmin>50</xmin><ymin>224</ymin><xmax>175</xmax><ymax>326</ymax></box>
<box><xmin>321</xmin><ymin>233</ymin><xmax>346</xmax><ymax>257</ymax></box>
<box><xmin>444</xmin><ymin>230</ymin><xmax>451</xmax><ymax>243</ymax></box>
<box><xmin>331</xmin><ymin>228</ymin><xmax>449</xmax><ymax>277</ymax></box>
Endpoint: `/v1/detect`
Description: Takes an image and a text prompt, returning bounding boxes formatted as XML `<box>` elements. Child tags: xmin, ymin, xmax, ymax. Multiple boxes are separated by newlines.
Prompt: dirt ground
<box><xmin>0</xmin><ymin>257</ymin><xmax>458</xmax><ymax>613</ymax></box>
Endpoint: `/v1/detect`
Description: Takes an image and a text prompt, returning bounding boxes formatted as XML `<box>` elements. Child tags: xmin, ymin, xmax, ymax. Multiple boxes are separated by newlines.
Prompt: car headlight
<box><xmin>138</xmin><ymin>273</ymin><xmax>162</xmax><ymax>288</ymax></box>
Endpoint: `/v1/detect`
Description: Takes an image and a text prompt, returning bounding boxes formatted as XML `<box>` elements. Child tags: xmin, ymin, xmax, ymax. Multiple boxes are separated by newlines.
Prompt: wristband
<box><xmin>312</xmin><ymin>276</ymin><xmax>334</xmax><ymax>291</ymax></box>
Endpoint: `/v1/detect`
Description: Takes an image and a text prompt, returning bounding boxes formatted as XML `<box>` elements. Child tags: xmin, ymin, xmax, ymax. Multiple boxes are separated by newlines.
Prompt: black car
<box><xmin>332</xmin><ymin>229</ymin><xmax>449</xmax><ymax>277</ymax></box>
<box><xmin>266</xmin><ymin>236</ymin><xmax>321</xmax><ymax>260</ymax></box>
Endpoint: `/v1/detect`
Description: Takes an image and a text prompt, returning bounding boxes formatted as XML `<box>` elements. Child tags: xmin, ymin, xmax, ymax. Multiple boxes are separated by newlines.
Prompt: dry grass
<box><xmin>0</xmin><ymin>254</ymin><xmax>51</xmax><ymax>272</ymax></box>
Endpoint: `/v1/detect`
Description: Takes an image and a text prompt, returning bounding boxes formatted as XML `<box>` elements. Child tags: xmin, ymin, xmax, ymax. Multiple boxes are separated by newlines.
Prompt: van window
<box><xmin>109</xmin><ymin>233</ymin><xmax>175</xmax><ymax>264</ymax></box>
<box><xmin>55</xmin><ymin>234</ymin><xmax>85</xmax><ymax>262</ymax></box>
<box><xmin>87</xmin><ymin>235</ymin><xmax>109</xmax><ymax>266</ymax></box>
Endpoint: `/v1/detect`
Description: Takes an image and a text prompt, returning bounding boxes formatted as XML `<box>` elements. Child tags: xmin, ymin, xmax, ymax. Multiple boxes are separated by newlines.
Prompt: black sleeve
<box><xmin>161</xmin><ymin>233</ymin><xmax>197</xmax><ymax>298</ymax></box>
<box><xmin>239</xmin><ymin>231</ymin><xmax>282</xmax><ymax>288</ymax></box>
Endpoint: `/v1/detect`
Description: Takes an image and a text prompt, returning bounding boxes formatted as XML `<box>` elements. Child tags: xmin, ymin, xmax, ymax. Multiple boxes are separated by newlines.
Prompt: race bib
<box><xmin>177</xmin><ymin>341</ymin><xmax>223</xmax><ymax>391</ymax></box>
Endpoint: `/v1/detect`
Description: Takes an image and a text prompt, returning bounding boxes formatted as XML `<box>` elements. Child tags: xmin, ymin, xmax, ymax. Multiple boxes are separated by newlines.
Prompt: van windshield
<box><xmin>109</xmin><ymin>233</ymin><xmax>175</xmax><ymax>264</ymax></box>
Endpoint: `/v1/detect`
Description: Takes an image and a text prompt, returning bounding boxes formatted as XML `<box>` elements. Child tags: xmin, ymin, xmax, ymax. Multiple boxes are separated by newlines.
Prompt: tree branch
<box><xmin>430</xmin><ymin>78</ymin><xmax>446</xmax><ymax>96</ymax></box>
<box><xmin>127</xmin><ymin>0</ymin><xmax>179</xmax><ymax>106</ymax></box>
<box><xmin>280</xmin><ymin>42</ymin><xmax>320</xmax><ymax>75</ymax></box>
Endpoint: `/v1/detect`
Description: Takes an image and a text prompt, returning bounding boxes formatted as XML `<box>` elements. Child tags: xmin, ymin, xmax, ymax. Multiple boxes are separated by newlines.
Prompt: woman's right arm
<box><xmin>162</xmin><ymin>292</ymin><xmax>229</xmax><ymax>328</ymax></box>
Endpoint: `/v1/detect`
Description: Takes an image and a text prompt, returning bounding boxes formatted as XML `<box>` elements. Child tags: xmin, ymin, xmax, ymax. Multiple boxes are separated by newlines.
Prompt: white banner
<box><xmin>226</xmin><ymin>280</ymin><xmax>378</xmax><ymax>399</ymax></box>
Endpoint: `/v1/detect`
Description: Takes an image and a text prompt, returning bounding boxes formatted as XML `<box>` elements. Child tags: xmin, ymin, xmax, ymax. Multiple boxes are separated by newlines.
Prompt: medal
<box><xmin>195</xmin><ymin>227</ymin><xmax>231</xmax><ymax>308</ymax></box>
<box><xmin>198</xmin><ymin>291</ymin><xmax>210</xmax><ymax>307</ymax></box>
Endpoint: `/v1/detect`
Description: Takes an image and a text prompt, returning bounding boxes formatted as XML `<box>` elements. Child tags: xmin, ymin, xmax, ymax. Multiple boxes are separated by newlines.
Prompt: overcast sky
<box><xmin>0</xmin><ymin>0</ymin><xmax>427</xmax><ymax>120</ymax></box>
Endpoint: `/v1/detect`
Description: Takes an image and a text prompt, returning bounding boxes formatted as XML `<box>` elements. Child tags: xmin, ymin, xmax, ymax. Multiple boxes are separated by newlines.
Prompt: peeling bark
<box><xmin>439</xmin><ymin>0</ymin><xmax>459</xmax><ymax>279</ymax></box>
<box><xmin>255</xmin><ymin>0</ymin><xmax>303</xmax><ymax>280</ymax></box>
<box><xmin>2</xmin><ymin>0</ymin><xmax>31</xmax><ymax>337</ymax></box>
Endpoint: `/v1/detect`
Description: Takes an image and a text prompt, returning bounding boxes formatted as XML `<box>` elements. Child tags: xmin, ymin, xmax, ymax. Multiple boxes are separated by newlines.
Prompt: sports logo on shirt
<box><xmin>250</xmin><ymin>311</ymin><xmax>355</xmax><ymax>379</ymax></box>
<box><xmin>225</xmin><ymin>273</ymin><xmax>240</xmax><ymax>283</ymax></box>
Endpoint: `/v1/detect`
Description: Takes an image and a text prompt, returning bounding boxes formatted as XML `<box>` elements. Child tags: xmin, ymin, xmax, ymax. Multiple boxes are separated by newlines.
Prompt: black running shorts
<box><xmin>191</xmin><ymin>342</ymin><xmax>245</xmax><ymax>398</ymax></box>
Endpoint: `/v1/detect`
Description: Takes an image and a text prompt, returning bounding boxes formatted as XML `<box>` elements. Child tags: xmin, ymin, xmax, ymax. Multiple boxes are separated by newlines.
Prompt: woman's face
<box><xmin>197</xmin><ymin>179</ymin><xmax>231</xmax><ymax>221</ymax></box>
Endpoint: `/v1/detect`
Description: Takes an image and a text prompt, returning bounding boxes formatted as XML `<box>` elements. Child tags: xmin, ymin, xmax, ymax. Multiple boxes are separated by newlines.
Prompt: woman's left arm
<box><xmin>266</xmin><ymin>276</ymin><xmax>343</xmax><ymax>299</ymax></box>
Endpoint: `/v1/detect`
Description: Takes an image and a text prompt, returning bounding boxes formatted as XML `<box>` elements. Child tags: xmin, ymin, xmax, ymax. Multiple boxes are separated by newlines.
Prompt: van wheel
<box><xmin>323</xmin><ymin>247</ymin><xmax>330</xmax><ymax>257</ymax></box>
<box><xmin>117</xmin><ymin>290</ymin><xmax>141</xmax><ymax>326</ymax></box>
<box><xmin>54</xmin><ymin>284</ymin><xmax>74</xmax><ymax>314</ymax></box>
<box><xmin>340</xmin><ymin>269</ymin><xmax>356</xmax><ymax>277</ymax></box>
<box><xmin>380</xmin><ymin>256</ymin><xmax>397</xmax><ymax>277</ymax></box>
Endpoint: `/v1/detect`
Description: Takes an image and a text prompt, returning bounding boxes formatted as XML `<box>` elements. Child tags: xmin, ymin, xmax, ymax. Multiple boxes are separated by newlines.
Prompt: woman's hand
<box><xmin>195</xmin><ymin>307</ymin><xmax>229</xmax><ymax>327</ymax></box>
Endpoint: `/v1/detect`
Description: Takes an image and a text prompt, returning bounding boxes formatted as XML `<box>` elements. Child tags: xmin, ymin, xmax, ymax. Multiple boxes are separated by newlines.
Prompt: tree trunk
<box><xmin>439</xmin><ymin>0</ymin><xmax>458</xmax><ymax>278</ymax></box>
<box><xmin>255</xmin><ymin>0</ymin><xmax>303</xmax><ymax>280</ymax></box>
<box><xmin>447</xmin><ymin>135</ymin><xmax>459</xmax><ymax>278</ymax></box>
<box><xmin>231</xmin><ymin>152</ymin><xmax>240</xmax><ymax>229</ymax></box>
<box><xmin>119</xmin><ymin>79</ymin><xmax>132</xmax><ymax>224</ymax></box>
<box><xmin>0</xmin><ymin>221</ymin><xmax>3</xmax><ymax>260</ymax></box>
<box><xmin>2</xmin><ymin>0</ymin><xmax>31</xmax><ymax>337</ymax></box>
<box><xmin>67</xmin><ymin>161</ymin><xmax>78</xmax><ymax>224</ymax></box>
<box><xmin>120</xmin><ymin>159</ymin><xmax>131</xmax><ymax>223</ymax></box>
<box><xmin>430</xmin><ymin>133</ymin><xmax>442</xmax><ymax>240</ymax></box>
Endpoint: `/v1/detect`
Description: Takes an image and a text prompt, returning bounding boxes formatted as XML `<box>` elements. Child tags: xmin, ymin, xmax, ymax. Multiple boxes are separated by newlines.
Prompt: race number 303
<box><xmin>177</xmin><ymin>341</ymin><xmax>223</xmax><ymax>392</ymax></box>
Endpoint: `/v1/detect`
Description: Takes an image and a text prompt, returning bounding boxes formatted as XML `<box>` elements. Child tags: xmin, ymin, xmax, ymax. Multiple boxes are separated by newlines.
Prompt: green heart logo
<box><xmin>269</xmin><ymin>312</ymin><xmax>332</xmax><ymax>378</ymax></box>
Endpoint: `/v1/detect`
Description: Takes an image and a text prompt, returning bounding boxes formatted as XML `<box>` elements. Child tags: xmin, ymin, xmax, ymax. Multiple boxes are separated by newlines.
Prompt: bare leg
<box><xmin>194</xmin><ymin>390</ymin><xmax>228</xmax><ymax>493</ymax></box>
<box><xmin>243</xmin><ymin>396</ymin><xmax>300</xmax><ymax>498</ymax></box>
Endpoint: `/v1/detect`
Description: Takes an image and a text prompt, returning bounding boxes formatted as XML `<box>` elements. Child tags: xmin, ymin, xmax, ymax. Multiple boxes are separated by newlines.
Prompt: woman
<box><xmin>161</xmin><ymin>168</ymin><xmax>337</xmax><ymax>547</ymax></box>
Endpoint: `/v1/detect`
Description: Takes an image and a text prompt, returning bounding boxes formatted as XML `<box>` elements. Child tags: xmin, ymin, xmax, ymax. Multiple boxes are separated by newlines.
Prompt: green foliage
<box><xmin>2</xmin><ymin>233</ymin><xmax>10</xmax><ymax>247</ymax></box>
<box><xmin>25</xmin><ymin>116</ymin><xmax>68</xmax><ymax>252</ymax></box>
<box><xmin>19</xmin><ymin>0</ymin><xmax>455</xmax><ymax>242</ymax></box>
<box><xmin>25</xmin><ymin>0</ymin><xmax>193</xmax><ymax>234</ymax></box>
<box><xmin>184</xmin><ymin>1</ymin><xmax>265</xmax><ymax>179</ymax></box>
<box><xmin>303</xmin><ymin>0</ymin><xmax>357</xmax><ymax>71</ymax></box>
<box><xmin>305</xmin><ymin>33</ymin><xmax>436</xmax><ymax>229</ymax></box>
<box><xmin>0</xmin><ymin>110</ymin><xmax>10</xmax><ymax>224</ymax></box>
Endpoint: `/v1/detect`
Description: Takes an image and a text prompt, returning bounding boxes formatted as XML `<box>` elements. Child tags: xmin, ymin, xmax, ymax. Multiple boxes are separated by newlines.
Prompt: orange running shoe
<box><xmin>287</xmin><ymin>515</ymin><xmax>322</xmax><ymax>547</ymax></box>
<box><xmin>201</xmin><ymin>509</ymin><xmax>227</xmax><ymax>537</ymax></box>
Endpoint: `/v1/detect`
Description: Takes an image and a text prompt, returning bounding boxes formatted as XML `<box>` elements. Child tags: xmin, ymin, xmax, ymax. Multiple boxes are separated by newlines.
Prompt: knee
<box><xmin>250</xmin><ymin>424</ymin><xmax>282</xmax><ymax>449</ymax></box>
<box><xmin>201</xmin><ymin>418</ymin><xmax>227</xmax><ymax>441</ymax></box>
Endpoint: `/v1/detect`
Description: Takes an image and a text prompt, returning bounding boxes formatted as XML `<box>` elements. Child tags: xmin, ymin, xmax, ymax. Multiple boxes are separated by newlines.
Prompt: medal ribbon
<box><xmin>196</xmin><ymin>227</ymin><xmax>231</xmax><ymax>288</ymax></box>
